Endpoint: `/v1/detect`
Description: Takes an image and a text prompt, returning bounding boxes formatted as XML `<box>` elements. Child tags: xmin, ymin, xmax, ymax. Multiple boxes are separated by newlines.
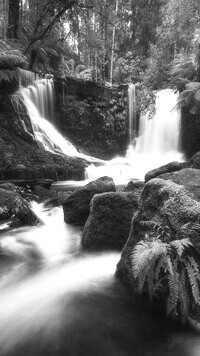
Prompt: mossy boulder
<box><xmin>0</xmin><ymin>185</ymin><xmax>39</xmax><ymax>227</ymax></box>
<box><xmin>145</xmin><ymin>161</ymin><xmax>187</xmax><ymax>182</ymax></box>
<box><xmin>82</xmin><ymin>192</ymin><xmax>138</xmax><ymax>251</ymax></box>
<box><xmin>116</xmin><ymin>169</ymin><xmax>200</xmax><ymax>290</ymax></box>
<box><xmin>62</xmin><ymin>176</ymin><xmax>116</xmax><ymax>225</ymax></box>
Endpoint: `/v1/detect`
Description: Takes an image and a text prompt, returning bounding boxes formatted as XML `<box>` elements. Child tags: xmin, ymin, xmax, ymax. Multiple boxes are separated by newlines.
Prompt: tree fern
<box><xmin>132</xmin><ymin>230</ymin><xmax>200</xmax><ymax>321</ymax></box>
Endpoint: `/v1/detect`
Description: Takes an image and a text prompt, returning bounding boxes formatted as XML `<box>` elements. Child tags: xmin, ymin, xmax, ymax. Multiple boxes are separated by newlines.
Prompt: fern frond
<box><xmin>179</xmin><ymin>269</ymin><xmax>189</xmax><ymax>319</ymax></box>
<box><xmin>185</xmin><ymin>262</ymin><xmax>200</xmax><ymax>305</ymax></box>
<box><xmin>167</xmin><ymin>258</ymin><xmax>179</xmax><ymax>316</ymax></box>
<box><xmin>132</xmin><ymin>239</ymin><xmax>168</xmax><ymax>278</ymax></box>
<box><xmin>187</xmin><ymin>256</ymin><xmax>200</xmax><ymax>282</ymax></box>
<box><xmin>170</xmin><ymin>238</ymin><xmax>192</xmax><ymax>257</ymax></box>
<box><xmin>0</xmin><ymin>69</ymin><xmax>18</xmax><ymax>84</ymax></box>
<box><xmin>154</xmin><ymin>253</ymin><xmax>170</xmax><ymax>281</ymax></box>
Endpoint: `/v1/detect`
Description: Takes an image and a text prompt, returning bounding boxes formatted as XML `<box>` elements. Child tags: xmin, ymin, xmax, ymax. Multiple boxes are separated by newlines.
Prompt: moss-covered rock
<box><xmin>145</xmin><ymin>161</ymin><xmax>187</xmax><ymax>182</ymax></box>
<box><xmin>116</xmin><ymin>171</ymin><xmax>200</xmax><ymax>290</ymax></box>
<box><xmin>0</xmin><ymin>185</ymin><xmax>39</xmax><ymax>227</ymax></box>
<box><xmin>62</xmin><ymin>176</ymin><xmax>116</xmax><ymax>225</ymax></box>
<box><xmin>82</xmin><ymin>192</ymin><xmax>138</xmax><ymax>251</ymax></box>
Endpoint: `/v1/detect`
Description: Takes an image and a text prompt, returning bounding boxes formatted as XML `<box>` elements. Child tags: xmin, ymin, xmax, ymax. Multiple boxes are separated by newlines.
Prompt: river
<box><xmin>0</xmin><ymin>203</ymin><xmax>199</xmax><ymax>355</ymax></box>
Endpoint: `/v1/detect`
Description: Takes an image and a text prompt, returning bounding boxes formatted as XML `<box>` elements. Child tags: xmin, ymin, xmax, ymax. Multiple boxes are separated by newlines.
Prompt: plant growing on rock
<box><xmin>132</xmin><ymin>224</ymin><xmax>200</xmax><ymax>322</ymax></box>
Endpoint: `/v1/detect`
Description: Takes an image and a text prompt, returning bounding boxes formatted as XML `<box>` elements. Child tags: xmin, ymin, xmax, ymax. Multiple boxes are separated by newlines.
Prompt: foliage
<box><xmin>0</xmin><ymin>40</ymin><xmax>27</xmax><ymax>70</ymax></box>
<box><xmin>113</xmin><ymin>52</ymin><xmax>146</xmax><ymax>84</ymax></box>
<box><xmin>59</xmin><ymin>58</ymin><xmax>92</xmax><ymax>80</ymax></box>
<box><xmin>0</xmin><ymin>69</ymin><xmax>18</xmax><ymax>85</ymax></box>
<box><xmin>176</xmin><ymin>81</ymin><xmax>200</xmax><ymax>114</ymax></box>
<box><xmin>132</xmin><ymin>224</ymin><xmax>200</xmax><ymax>321</ymax></box>
<box><xmin>0</xmin><ymin>40</ymin><xmax>27</xmax><ymax>87</ymax></box>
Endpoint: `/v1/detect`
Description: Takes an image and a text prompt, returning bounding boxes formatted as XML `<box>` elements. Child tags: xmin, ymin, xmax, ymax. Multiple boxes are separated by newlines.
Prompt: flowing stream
<box><xmin>0</xmin><ymin>203</ymin><xmax>199</xmax><ymax>356</ymax></box>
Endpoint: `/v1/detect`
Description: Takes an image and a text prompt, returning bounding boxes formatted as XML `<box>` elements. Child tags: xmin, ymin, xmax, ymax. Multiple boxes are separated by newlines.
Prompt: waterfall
<box><xmin>18</xmin><ymin>68</ymin><xmax>37</xmax><ymax>88</ymax></box>
<box><xmin>128</xmin><ymin>84</ymin><xmax>136</xmax><ymax>144</ymax></box>
<box><xmin>14</xmin><ymin>76</ymin><xmax>184</xmax><ymax>181</ymax></box>
<box><xmin>15</xmin><ymin>79</ymin><xmax>99</xmax><ymax>162</ymax></box>
<box><xmin>135</xmin><ymin>89</ymin><xmax>181</xmax><ymax>155</ymax></box>
<box><xmin>85</xmin><ymin>88</ymin><xmax>184</xmax><ymax>182</ymax></box>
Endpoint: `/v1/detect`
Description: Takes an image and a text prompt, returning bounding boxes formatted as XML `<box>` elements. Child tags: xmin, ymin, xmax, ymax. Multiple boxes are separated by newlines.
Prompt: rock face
<box><xmin>181</xmin><ymin>106</ymin><xmax>200</xmax><ymax>158</ymax></box>
<box><xmin>189</xmin><ymin>151</ymin><xmax>200</xmax><ymax>169</ymax></box>
<box><xmin>54</xmin><ymin>77</ymin><xmax>129</xmax><ymax>159</ymax></box>
<box><xmin>62</xmin><ymin>176</ymin><xmax>116</xmax><ymax>225</ymax></box>
<box><xmin>0</xmin><ymin>95</ymin><xmax>86</xmax><ymax>180</ymax></box>
<box><xmin>82</xmin><ymin>192</ymin><xmax>139</xmax><ymax>251</ymax></box>
<box><xmin>116</xmin><ymin>169</ymin><xmax>200</xmax><ymax>289</ymax></box>
<box><xmin>0</xmin><ymin>184</ymin><xmax>39</xmax><ymax>227</ymax></box>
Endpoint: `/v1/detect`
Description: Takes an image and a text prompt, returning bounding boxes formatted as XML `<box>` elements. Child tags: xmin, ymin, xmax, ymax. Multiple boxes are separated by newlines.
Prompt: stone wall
<box><xmin>54</xmin><ymin>77</ymin><xmax>129</xmax><ymax>159</ymax></box>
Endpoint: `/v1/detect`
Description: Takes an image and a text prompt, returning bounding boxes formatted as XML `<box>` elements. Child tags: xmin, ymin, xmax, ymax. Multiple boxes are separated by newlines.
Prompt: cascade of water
<box><xmin>135</xmin><ymin>89</ymin><xmax>181</xmax><ymax>155</ymax></box>
<box><xmin>128</xmin><ymin>84</ymin><xmax>136</xmax><ymax>144</ymax></box>
<box><xmin>16</xmin><ymin>79</ymin><xmax>99</xmax><ymax>162</ymax></box>
<box><xmin>85</xmin><ymin>89</ymin><xmax>184</xmax><ymax>182</ymax></box>
<box><xmin>18</xmin><ymin>68</ymin><xmax>37</xmax><ymax>88</ymax></box>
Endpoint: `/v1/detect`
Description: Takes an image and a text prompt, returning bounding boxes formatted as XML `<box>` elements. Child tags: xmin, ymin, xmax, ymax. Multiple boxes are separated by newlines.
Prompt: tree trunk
<box><xmin>110</xmin><ymin>0</ymin><xmax>119</xmax><ymax>84</ymax></box>
<box><xmin>7</xmin><ymin>0</ymin><xmax>20</xmax><ymax>39</ymax></box>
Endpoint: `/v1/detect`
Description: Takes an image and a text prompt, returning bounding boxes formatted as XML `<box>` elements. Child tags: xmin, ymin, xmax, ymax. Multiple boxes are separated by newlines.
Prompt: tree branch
<box><xmin>24</xmin><ymin>0</ymin><xmax>76</xmax><ymax>54</ymax></box>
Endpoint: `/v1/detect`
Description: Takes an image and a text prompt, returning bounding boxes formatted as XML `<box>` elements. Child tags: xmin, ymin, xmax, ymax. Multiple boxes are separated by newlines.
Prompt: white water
<box><xmin>16</xmin><ymin>80</ymin><xmax>99</xmax><ymax>162</ymax></box>
<box><xmin>0</xmin><ymin>203</ymin><xmax>119</xmax><ymax>354</ymax></box>
<box><xmin>128</xmin><ymin>83</ymin><xmax>136</xmax><ymax>144</ymax></box>
<box><xmin>16</xmin><ymin>79</ymin><xmax>184</xmax><ymax>182</ymax></box>
<box><xmin>86</xmin><ymin>89</ymin><xmax>184</xmax><ymax>182</ymax></box>
<box><xmin>0</xmin><ymin>204</ymin><xmax>199</xmax><ymax>356</ymax></box>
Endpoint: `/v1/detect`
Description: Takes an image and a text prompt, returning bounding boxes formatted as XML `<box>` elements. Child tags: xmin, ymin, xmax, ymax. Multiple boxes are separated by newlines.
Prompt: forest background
<box><xmin>1</xmin><ymin>0</ymin><xmax>200</xmax><ymax>107</ymax></box>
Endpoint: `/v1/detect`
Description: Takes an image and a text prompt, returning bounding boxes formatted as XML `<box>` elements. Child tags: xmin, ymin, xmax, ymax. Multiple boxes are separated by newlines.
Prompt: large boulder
<box><xmin>122</xmin><ymin>180</ymin><xmax>144</xmax><ymax>202</ymax></box>
<box><xmin>62</xmin><ymin>176</ymin><xmax>116</xmax><ymax>225</ymax></box>
<box><xmin>159</xmin><ymin>168</ymin><xmax>200</xmax><ymax>201</ymax></box>
<box><xmin>145</xmin><ymin>161</ymin><xmax>187</xmax><ymax>182</ymax></box>
<box><xmin>82</xmin><ymin>192</ymin><xmax>138</xmax><ymax>251</ymax></box>
<box><xmin>116</xmin><ymin>169</ymin><xmax>200</xmax><ymax>289</ymax></box>
<box><xmin>0</xmin><ymin>185</ymin><xmax>39</xmax><ymax>227</ymax></box>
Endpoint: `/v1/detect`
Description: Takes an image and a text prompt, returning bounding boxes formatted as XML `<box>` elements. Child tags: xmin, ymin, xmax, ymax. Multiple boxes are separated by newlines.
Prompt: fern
<box><xmin>132</xmin><ymin>232</ymin><xmax>200</xmax><ymax>321</ymax></box>
<box><xmin>0</xmin><ymin>69</ymin><xmax>18</xmax><ymax>85</ymax></box>
<box><xmin>170</xmin><ymin>238</ymin><xmax>192</xmax><ymax>257</ymax></box>
<box><xmin>175</xmin><ymin>80</ymin><xmax>200</xmax><ymax>113</ymax></box>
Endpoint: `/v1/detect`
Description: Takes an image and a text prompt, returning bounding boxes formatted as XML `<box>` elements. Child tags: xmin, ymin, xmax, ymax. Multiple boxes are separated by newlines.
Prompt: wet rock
<box><xmin>82</xmin><ymin>192</ymin><xmax>138</xmax><ymax>251</ymax></box>
<box><xmin>33</xmin><ymin>185</ymin><xmax>57</xmax><ymax>202</ymax></box>
<box><xmin>62</xmin><ymin>176</ymin><xmax>116</xmax><ymax>225</ymax></box>
<box><xmin>189</xmin><ymin>151</ymin><xmax>200</xmax><ymax>169</ymax></box>
<box><xmin>145</xmin><ymin>161</ymin><xmax>187</xmax><ymax>182</ymax></box>
<box><xmin>0</xmin><ymin>183</ymin><xmax>17</xmax><ymax>192</ymax></box>
<box><xmin>123</xmin><ymin>180</ymin><xmax>144</xmax><ymax>203</ymax></box>
<box><xmin>159</xmin><ymin>168</ymin><xmax>200</xmax><ymax>202</ymax></box>
<box><xmin>116</xmin><ymin>170</ymin><xmax>200</xmax><ymax>289</ymax></box>
<box><xmin>0</xmin><ymin>95</ymin><xmax>87</xmax><ymax>181</ymax></box>
<box><xmin>0</xmin><ymin>187</ymin><xmax>39</xmax><ymax>227</ymax></box>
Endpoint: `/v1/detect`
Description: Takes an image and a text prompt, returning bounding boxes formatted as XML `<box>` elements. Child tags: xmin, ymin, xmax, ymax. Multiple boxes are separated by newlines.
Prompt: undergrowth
<box><xmin>132</xmin><ymin>223</ymin><xmax>200</xmax><ymax>322</ymax></box>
